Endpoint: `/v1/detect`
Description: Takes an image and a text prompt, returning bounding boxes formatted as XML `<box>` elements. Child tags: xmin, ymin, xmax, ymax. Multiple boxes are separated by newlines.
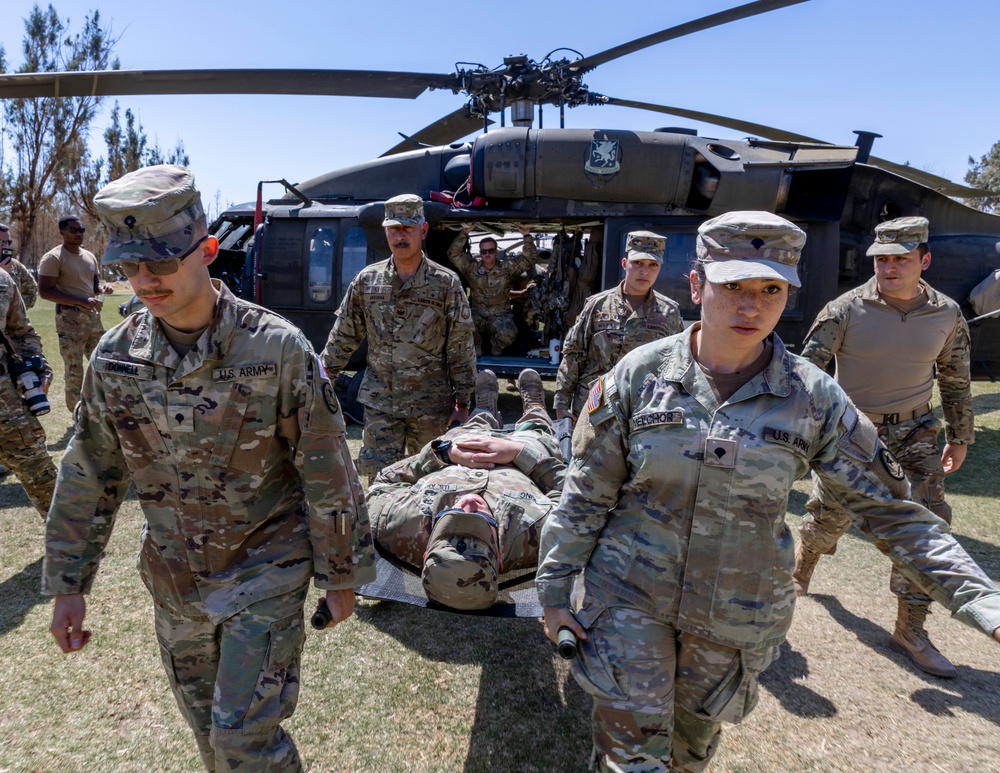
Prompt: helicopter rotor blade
<box><xmin>865</xmin><ymin>157</ymin><xmax>992</xmax><ymax>199</ymax></box>
<box><xmin>380</xmin><ymin>108</ymin><xmax>493</xmax><ymax>157</ymax></box>
<box><xmin>0</xmin><ymin>68</ymin><xmax>459</xmax><ymax>100</ymax></box>
<box><xmin>602</xmin><ymin>96</ymin><xmax>824</xmax><ymax>143</ymax></box>
<box><xmin>571</xmin><ymin>0</ymin><xmax>812</xmax><ymax>73</ymax></box>
<box><xmin>604</xmin><ymin>96</ymin><xmax>991</xmax><ymax>199</ymax></box>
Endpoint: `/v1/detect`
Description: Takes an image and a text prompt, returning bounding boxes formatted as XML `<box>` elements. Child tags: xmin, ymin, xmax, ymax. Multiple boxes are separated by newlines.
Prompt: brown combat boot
<box><xmin>518</xmin><ymin>368</ymin><xmax>546</xmax><ymax>412</ymax></box>
<box><xmin>792</xmin><ymin>541</ymin><xmax>823</xmax><ymax>596</ymax></box>
<box><xmin>889</xmin><ymin>599</ymin><xmax>957</xmax><ymax>678</ymax></box>
<box><xmin>475</xmin><ymin>369</ymin><xmax>500</xmax><ymax>423</ymax></box>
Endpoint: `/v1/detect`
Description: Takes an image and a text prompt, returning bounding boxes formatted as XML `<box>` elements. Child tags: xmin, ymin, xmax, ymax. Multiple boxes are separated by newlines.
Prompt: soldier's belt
<box><xmin>862</xmin><ymin>403</ymin><xmax>932</xmax><ymax>425</ymax></box>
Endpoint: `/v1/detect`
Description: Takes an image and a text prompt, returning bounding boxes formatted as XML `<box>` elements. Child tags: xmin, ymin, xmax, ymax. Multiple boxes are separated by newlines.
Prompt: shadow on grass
<box><xmin>359</xmin><ymin>600</ymin><xmax>590</xmax><ymax>773</ymax></box>
<box><xmin>758</xmin><ymin>641</ymin><xmax>837</xmax><ymax>718</ymax></box>
<box><xmin>810</xmin><ymin>593</ymin><xmax>1000</xmax><ymax>726</ymax></box>
<box><xmin>46</xmin><ymin>424</ymin><xmax>76</xmax><ymax>453</ymax></box>
<box><xmin>0</xmin><ymin>557</ymin><xmax>45</xmax><ymax>636</ymax></box>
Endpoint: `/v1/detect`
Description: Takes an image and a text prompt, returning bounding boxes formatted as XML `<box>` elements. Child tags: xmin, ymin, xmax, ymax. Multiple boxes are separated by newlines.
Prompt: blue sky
<box><xmin>2</xmin><ymin>0</ymin><xmax>998</xmax><ymax>212</ymax></box>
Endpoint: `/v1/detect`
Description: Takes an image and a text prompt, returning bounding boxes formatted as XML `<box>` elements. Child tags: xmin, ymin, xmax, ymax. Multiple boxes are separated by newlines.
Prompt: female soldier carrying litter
<box><xmin>536</xmin><ymin>211</ymin><xmax>1000</xmax><ymax>772</ymax></box>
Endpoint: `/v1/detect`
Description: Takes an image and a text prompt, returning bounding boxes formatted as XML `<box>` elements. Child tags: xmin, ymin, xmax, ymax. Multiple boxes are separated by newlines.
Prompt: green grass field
<box><xmin>0</xmin><ymin>296</ymin><xmax>998</xmax><ymax>771</ymax></box>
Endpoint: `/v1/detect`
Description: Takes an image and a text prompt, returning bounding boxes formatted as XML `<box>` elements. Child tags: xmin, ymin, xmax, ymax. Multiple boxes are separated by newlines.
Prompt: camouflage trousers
<box><xmin>55</xmin><ymin>305</ymin><xmax>104</xmax><ymax>412</ymax></box>
<box><xmin>153</xmin><ymin>586</ymin><xmax>308</xmax><ymax>773</ymax></box>
<box><xmin>472</xmin><ymin>308</ymin><xmax>517</xmax><ymax>355</ymax></box>
<box><xmin>359</xmin><ymin>406</ymin><xmax>450</xmax><ymax>480</ymax></box>
<box><xmin>573</xmin><ymin>599</ymin><xmax>777</xmax><ymax>772</ymax></box>
<box><xmin>801</xmin><ymin>411</ymin><xmax>951</xmax><ymax>604</ymax></box>
<box><xmin>0</xmin><ymin>374</ymin><xmax>56</xmax><ymax>517</ymax></box>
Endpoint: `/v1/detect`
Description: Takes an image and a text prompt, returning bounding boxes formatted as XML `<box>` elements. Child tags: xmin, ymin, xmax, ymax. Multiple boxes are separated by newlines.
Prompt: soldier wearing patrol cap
<box><xmin>553</xmin><ymin>230</ymin><xmax>682</xmax><ymax>421</ymax></box>
<box><xmin>43</xmin><ymin>164</ymin><xmax>375</xmax><ymax>772</ymax></box>
<box><xmin>795</xmin><ymin>215</ymin><xmax>973</xmax><ymax>679</ymax></box>
<box><xmin>323</xmin><ymin>193</ymin><xmax>477</xmax><ymax>481</ymax></box>
<box><xmin>537</xmin><ymin>211</ymin><xmax>1000</xmax><ymax>772</ymax></box>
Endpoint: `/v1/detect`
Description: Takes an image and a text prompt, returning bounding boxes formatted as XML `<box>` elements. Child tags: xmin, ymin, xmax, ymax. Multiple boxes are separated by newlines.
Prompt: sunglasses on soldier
<box><xmin>116</xmin><ymin>236</ymin><xmax>207</xmax><ymax>278</ymax></box>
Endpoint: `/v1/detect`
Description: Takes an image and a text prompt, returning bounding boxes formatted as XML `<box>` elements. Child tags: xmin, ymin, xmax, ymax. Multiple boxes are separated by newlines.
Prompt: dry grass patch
<box><xmin>0</xmin><ymin>306</ymin><xmax>997</xmax><ymax>771</ymax></box>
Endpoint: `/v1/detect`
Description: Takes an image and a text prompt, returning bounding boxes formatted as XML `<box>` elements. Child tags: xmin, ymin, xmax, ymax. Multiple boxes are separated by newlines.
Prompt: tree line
<box><xmin>0</xmin><ymin>4</ymin><xmax>188</xmax><ymax>268</ymax></box>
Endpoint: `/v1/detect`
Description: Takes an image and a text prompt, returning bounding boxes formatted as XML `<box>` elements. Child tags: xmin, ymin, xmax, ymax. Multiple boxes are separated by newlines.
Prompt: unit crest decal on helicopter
<box><xmin>584</xmin><ymin>139</ymin><xmax>622</xmax><ymax>176</ymax></box>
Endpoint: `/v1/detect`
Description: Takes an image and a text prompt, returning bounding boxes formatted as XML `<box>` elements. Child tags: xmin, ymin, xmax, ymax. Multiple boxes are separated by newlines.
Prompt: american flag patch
<box><xmin>586</xmin><ymin>378</ymin><xmax>604</xmax><ymax>414</ymax></box>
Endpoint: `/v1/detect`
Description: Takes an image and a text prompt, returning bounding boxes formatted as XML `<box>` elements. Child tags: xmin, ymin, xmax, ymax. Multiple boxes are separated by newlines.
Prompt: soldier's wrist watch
<box><xmin>432</xmin><ymin>439</ymin><xmax>453</xmax><ymax>464</ymax></box>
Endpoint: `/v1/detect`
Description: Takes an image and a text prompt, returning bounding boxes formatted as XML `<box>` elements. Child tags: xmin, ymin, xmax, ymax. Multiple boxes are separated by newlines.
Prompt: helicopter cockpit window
<box><xmin>342</xmin><ymin>226</ymin><xmax>368</xmax><ymax>298</ymax></box>
<box><xmin>309</xmin><ymin>227</ymin><xmax>335</xmax><ymax>304</ymax></box>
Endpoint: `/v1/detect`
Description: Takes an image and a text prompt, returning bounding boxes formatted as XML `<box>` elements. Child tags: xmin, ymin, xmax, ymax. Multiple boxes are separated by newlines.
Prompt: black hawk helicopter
<box><xmin>3</xmin><ymin>0</ymin><xmax>1000</xmax><ymax>391</ymax></box>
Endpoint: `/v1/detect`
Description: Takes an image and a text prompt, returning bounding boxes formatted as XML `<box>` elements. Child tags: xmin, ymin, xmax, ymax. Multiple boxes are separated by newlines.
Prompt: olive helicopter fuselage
<box><xmin>209</xmin><ymin>125</ymin><xmax>1000</xmax><ymax>381</ymax></box>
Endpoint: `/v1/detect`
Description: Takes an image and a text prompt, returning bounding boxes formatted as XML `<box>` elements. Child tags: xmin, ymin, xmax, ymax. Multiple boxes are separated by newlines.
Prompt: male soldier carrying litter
<box><xmin>446</xmin><ymin>223</ymin><xmax>539</xmax><ymax>356</ymax></box>
<box><xmin>324</xmin><ymin>194</ymin><xmax>477</xmax><ymax>481</ymax></box>
<box><xmin>38</xmin><ymin>214</ymin><xmax>114</xmax><ymax>410</ymax></box>
<box><xmin>554</xmin><ymin>230</ymin><xmax>682</xmax><ymax>420</ymax></box>
<box><xmin>794</xmin><ymin>216</ymin><xmax>972</xmax><ymax>678</ymax></box>
<box><xmin>44</xmin><ymin>165</ymin><xmax>375</xmax><ymax>772</ymax></box>
<box><xmin>369</xmin><ymin>368</ymin><xmax>563</xmax><ymax>610</ymax></box>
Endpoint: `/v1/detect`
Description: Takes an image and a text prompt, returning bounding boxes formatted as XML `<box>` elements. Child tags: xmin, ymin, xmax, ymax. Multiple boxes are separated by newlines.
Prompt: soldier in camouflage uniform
<box><xmin>554</xmin><ymin>231</ymin><xmax>682</xmax><ymax>420</ymax></box>
<box><xmin>0</xmin><ymin>259</ymin><xmax>57</xmax><ymax>515</ymax></box>
<box><xmin>794</xmin><ymin>216</ymin><xmax>972</xmax><ymax>678</ymax></box>
<box><xmin>446</xmin><ymin>223</ymin><xmax>539</xmax><ymax>355</ymax></box>
<box><xmin>38</xmin><ymin>214</ymin><xmax>114</xmax><ymax>411</ymax></box>
<box><xmin>44</xmin><ymin>165</ymin><xmax>375</xmax><ymax>773</ymax></box>
<box><xmin>537</xmin><ymin>212</ymin><xmax>1000</xmax><ymax>773</ymax></box>
<box><xmin>0</xmin><ymin>224</ymin><xmax>38</xmax><ymax>308</ymax></box>
<box><xmin>368</xmin><ymin>368</ymin><xmax>563</xmax><ymax>609</ymax></box>
<box><xmin>324</xmin><ymin>194</ymin><xmax>477</xmax><ymax>481</ymax></box>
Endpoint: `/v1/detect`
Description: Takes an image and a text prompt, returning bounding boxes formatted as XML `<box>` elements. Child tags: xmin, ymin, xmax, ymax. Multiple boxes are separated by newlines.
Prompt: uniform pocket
<box><xmin>696</xmin><ymin>647</ymin><xmax>775</xmax><ymax>725</ymax></box>
<box><xmin>573</xmin><ymin>599</ymin><xmax>630</xmax><ymax>702</ymax></box>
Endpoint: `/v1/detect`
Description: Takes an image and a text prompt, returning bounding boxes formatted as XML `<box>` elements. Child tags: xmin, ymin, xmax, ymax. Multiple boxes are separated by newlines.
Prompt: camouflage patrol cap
<box><xmin>696</xmin><ymin>210</ymin><xmax>804</xmax><ymax>288</ymax></box>
<box><xmin>866</xmin><ymin>216</ymin><xmax>929</xmax><ymax>257</ymax></box>
<box><xmin>93</xmin><ymin>164</ymin><xmax>207</xmax><ymax>265</ymax></box>
<box><xmin>382</xmin><ymin>194</ymin><xmax>426</xmax><ymax>227</ymax></box>
<box><xmin>421</xmin><ymin>509</ymin><xmax>499</xmax><ymax>610</ymax></box>
<box><xmin>625</xmin><ymin>230</ymin><xmax>665</xmax><ymax>263</ymax></box>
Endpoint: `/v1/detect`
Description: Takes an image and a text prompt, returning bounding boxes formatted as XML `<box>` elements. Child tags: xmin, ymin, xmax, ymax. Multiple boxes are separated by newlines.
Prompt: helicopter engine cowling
<box><xmin>471</xmin><ymin>128</ymin><xmax>691</xmax><ymax>205</ymax></box>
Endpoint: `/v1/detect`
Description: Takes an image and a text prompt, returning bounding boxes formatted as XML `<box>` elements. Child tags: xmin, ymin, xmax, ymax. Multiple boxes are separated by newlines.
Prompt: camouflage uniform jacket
<box><xmin>0</xmin><ymin>272</ymin><xmax>49</xmax><ymax>378</ymax></box>
<box><xmin>43</xmin><ymin>282</ymin><xmax>375</xmax><ymax>624</ymax></box>
<box><xmin>801</xmin><ymin>277</ymin><xmax>973</xmax><ymax>444</ymax></box>
<box><xmin>4</xmin><ymin>259</ymin><xmax>38</xmax><ymax>308</ymax></box>
<box><xmin>446</xmin><ymin>233</ymin><xmax>538</xmax><ymax>317</ymax></box>
<box><xmin>323</xmin><ymin>254</ymin><xmax>476</xmax><ymax>416</ymax></box>
<box><xmin>536</xmin><ymin>325</ymin><xmax>1000</xmax><ymax>650</ymax></box>
<box><xmin>368</xmin><ymin>417</ymin><xmax>564</xmax><ymax>571</ymax></box>
<box><xmin>553</xmin><ymin>282</ymin><xmax>682</xmax><ymax>414</ymax></box>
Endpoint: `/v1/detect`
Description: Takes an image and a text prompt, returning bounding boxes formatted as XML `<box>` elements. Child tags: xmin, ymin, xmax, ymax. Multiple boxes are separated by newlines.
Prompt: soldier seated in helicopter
<box><xmin>446</xmin><ymin>223</ymin><xmax>541</xmax><ymax>356</ymax></box>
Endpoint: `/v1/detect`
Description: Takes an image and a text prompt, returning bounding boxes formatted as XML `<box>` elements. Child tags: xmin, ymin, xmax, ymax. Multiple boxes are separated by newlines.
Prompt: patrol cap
<box><xmin>421</xmin><ymin>509</ymin><xmax>499</xmax><ymax>611</ymax></box>
<box><xmin>93</xmin><ymin>164</ymin><xmax>207</xmax><ymax>265</ymax></box>
<box><xmin>866</xmin><ymin>216</ymin><xmax>929</xmax><ymax>257</ymax></box>
<box><xmin>696</xmin><ymin>211</ymin><xmax>804</xmax><ymax>288</ymax></box>
<box><xmin>382</xmin><ymin>194</ymin><xmax>426</xmax><ymax>227</ymax></box>
<box><xmin>625</xmin><ymin>230</ymin><xmax>666</xmax><ymax>263</ymax></box>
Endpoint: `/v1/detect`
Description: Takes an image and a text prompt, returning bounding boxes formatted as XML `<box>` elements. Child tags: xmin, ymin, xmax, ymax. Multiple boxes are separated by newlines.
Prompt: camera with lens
<box><xmin>0</xmin><ymin>246</ymin><xmax>12</xmax><ymax>264</ymax></box>
<box><xmin>9</xmin><ymin>355</ymin><xmax>50</xmax><ymax>416</ymax></box>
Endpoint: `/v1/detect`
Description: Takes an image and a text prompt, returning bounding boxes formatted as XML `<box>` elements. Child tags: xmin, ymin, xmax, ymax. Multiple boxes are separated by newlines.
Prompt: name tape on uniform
<box><xmin>95</xmin><ymin>357</ymin><xmax>154</xmax><ymax>380</ymax></box>
<box><xmin>630</xmin><ymin>410</ymin><xmax>684</xmax><ymax>432</ymax></box>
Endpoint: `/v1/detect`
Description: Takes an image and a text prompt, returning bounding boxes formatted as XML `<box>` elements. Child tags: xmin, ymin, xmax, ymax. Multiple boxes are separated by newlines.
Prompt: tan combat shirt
<box><xmin>446</xmin><ymin>232</ymin><xmax>538</xmax><ymax>317</ymax></box>
<box><xmin>801</xmin><ymin>277</ymin><xmax>973</xmax><ymax>443</ymax></box>
<box><xmin>37</xmin><ymin>245</ymin><xmax>100</xmax><ymax>300</ymax></box>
